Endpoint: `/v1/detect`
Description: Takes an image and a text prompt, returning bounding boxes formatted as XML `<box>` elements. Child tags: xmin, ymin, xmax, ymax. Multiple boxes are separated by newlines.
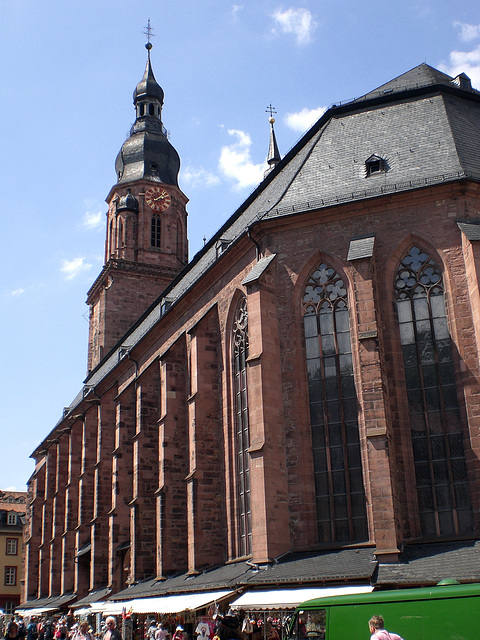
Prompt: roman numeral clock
<box><xmin>145</xmin><ymin>185</ymin><xmax>171</xmax><ymax>212</ymax></box>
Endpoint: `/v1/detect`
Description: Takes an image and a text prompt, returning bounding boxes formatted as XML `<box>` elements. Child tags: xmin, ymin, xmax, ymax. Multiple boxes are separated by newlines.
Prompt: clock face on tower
<box><xmin>145</xmin><ymin>186</ymin><xmax>171</xmax><ymax>212</ymax></box>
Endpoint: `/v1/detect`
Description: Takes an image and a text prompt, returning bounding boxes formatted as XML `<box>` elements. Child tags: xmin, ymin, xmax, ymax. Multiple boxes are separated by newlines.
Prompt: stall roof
<box><xmin>17</xmin><ymin>594</ymin><xmax>76</xmax><ymax>615</ymax></box>
<box><xmin>229</xmin><ymin>586</ymin><xmax>373</xmax><ymax>610</ymax></box>
<box><xmin>15</xmin><ymin>607</ymin><xmax>59</xmax><ymax>617</ymax></box>
<box><xmin>91</xmin><ymin>590</ymin><xmax>235</xmax><ymax>615</ymax></box>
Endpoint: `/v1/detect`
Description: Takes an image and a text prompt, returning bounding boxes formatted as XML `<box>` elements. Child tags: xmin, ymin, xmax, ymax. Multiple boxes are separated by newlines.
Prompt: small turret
<box><xmin>264</xmin><ymin>104</ymin><xmax>281</xmax><ymax>177</ymax></box>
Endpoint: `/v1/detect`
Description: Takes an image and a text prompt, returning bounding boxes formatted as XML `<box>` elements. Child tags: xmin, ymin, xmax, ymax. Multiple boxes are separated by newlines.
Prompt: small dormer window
<box><xmin>365</xmin><ymin>154</ymin><xmax>385</xmax><ymax>176</ymax></box>
<box><xmin>216</xmin><ymin>237</ymin><xmax>230</xmax><ymax>258</ymax></box>
<box><xmin>7</xmin><ymin>513</ymin><xmax>16</xmax><ymax>526</ymax></box>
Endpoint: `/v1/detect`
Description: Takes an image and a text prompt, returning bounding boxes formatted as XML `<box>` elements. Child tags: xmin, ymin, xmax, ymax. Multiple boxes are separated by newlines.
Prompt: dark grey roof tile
<box><xmin>376</xmin><ymin>540</ymin><xmax>480</xmax><ymax>586</ymax></box>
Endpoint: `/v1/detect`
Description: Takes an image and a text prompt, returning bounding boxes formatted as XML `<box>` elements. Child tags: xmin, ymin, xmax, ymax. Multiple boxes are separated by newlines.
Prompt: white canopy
<box><xmin>89</xmin><ymin>590</ymin><xmax>234</xmax><ymax>615</ymax></box>
<box><xmin>15</xmin><ymin>607</ymin><xmax>59</xmax><ymax>617</ymax></box>
<box><xmin>229</xmin><ymin>586</ymin><xmax>373</xmax><ymax>610</ymax></box>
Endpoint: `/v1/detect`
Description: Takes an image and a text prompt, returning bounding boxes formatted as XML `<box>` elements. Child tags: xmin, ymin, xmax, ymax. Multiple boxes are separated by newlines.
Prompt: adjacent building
<box><xmin>0</xmin><ymin>491</ymin><xmax>26</xmax><ymax>614</ymax></box>
<box><xmin>22</xmin><ymin>50</ymin><xmax>480</xmax><ymax>615</ymax></box>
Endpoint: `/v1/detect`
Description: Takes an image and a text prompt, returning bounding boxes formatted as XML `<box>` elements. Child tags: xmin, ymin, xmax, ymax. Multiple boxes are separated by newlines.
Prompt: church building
<box><xmin>22</xmin><ymin>46</ymin><xmax>480</xmax><ymax>616</ymax></box>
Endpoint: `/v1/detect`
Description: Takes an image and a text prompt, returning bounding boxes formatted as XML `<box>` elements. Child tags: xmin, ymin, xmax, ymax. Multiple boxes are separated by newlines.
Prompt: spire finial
<box><xmin>143</xmin><ymin>19</ymin><xmax>155</xmax><ymax>51</ymax></box>
<box><xmin>264</xmin><ymin>104</ymin><xmax>281</xmax><ymax>177</ymax></box>
<box><xmin>266</xmin><ymin>103</ymin><xmax>277</xmax><ymax>119</ymax></box>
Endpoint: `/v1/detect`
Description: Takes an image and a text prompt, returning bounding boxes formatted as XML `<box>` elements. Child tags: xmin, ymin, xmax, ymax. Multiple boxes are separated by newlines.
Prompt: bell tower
<box><xmin>87</xmin><ymin>35</ymin><xmax>188</xmax><ymax>373</ymax></box>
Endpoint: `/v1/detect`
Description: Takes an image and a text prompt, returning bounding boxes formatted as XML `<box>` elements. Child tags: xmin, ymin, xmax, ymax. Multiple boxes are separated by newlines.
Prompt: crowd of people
<box><xmin>2</xmin><ymin>612</ymin><xmax>407</xmax><ymax>640</ymax></box>
<box><xmin>1</xmin><ymin>615</ymin><xmax>121</xmax><ymax>640</ymax></box>
<box><xmin>0</xmin><ymin>613</ymin><xmax>249</xmax><ymax>640</ymax></box>
<box><xmin>1</xmin><ymin>613</ymin><xmax>405</xmax><ymax>640</ymax></box>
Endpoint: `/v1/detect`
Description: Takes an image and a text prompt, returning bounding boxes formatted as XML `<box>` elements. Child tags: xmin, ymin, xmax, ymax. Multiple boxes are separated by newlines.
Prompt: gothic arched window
<box><xmin>395</xmin><ymin>246</ymin><xmax>472</xmax><ymax>537</ymax></box>
<box><xmin>303</xmin><ymin>263</ymin><xmax>368</xmax><ymax>544</ymax></box>
<box><xmin>151</xmin><ymin>214</ymin><xmax>161</xmax><ymax>248</ymax></box>
<box><xmin>118</xmin><ymin>218</ymin><xmax>124</xmax><ymax>248</ymax></box>
<box><xmin>232</xmin><ymin>297</ymin><xmax>252</xmax><ymax>556</ymax></box>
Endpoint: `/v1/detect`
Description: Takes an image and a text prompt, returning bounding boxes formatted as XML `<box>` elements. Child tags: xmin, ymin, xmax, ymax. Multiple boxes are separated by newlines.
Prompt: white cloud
<box><xmin>182</xmin><ymin>165</ymin><xmax>221</xmax><ymax>188</ymax></box>
<box><xmin>218</xmin><ymin>129</ymin><xmax>265</xmax><ymax>190</ymax></box>
<box><xmin>285</xmin><ymin>106</ymin><xmax>327</xmax><ymax>132</ymax></box>
<box><xmin>439</xmin><ymin>46</ymin><xmax>480</xmax><ymax>89</ymax></box>
<box><xmin>232</xmin><ymin>4</ymin><xmax>243</xmax><ymax>19</ymax></box>
<box><xmin>10</xmin><ymin>288</ymin><xmax>25</xmax><ymax>297</ymax></box>
<box><xmin>454</xmin><ymin>21</ymin><xmax>480</xmax><ymax>42</ymax></box>
<box><xmin>272</xmin><ymin>8</ymin><xmax>317</xmax><ymax>45</ymax></box>
<box><xmin>61</xmin><ymin>257</ymin><xmax>92</xmax><ymax>280</ymax></box>
<box><xmin>83</xmin><ymin>207</ymin><xmax>104</xmax><ymax>231</ymax></box>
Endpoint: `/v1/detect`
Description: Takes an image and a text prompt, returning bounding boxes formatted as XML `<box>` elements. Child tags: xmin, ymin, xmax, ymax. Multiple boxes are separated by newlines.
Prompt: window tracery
<box><xmin>394</xmin><ymin>246</ymin><xmax>472</xmax><ymax>536</ymax></box>
<box><xmin>303</xmin><ymin>263</ymin><xmax>368</xmax><ymax>544</ymax></box>
<box><xmin>232</xmin><ymin>297</ymin><xmax>252</xmax><ymax>556</ymax></box>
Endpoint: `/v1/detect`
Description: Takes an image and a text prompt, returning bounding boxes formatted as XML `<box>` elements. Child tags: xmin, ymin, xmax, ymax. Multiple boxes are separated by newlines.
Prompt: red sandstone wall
<box><xmin>26</xmin><ymin>183</ymin><xmax>480</xmax><ymax>599</ymax></box>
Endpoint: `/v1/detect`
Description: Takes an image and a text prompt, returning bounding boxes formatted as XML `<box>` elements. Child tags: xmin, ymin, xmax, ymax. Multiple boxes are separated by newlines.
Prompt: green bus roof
<box><xmin>298</xmin><ymin>582</ymin><xmax>480</xmax><ymax>609</ymax></box>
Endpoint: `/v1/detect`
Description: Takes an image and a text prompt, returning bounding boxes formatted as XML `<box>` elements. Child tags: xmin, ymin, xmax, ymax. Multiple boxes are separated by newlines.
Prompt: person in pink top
<box><xmin>368</xmin><ymin>616</ymin><xmax>404</xmax><ymax>640</ymax></box>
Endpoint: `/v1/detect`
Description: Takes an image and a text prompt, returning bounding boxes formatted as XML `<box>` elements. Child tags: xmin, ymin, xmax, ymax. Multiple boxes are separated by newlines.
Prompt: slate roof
<box><xmin>354</xmin><ymin>63</ymin><xmax>477</xmax><ymax>101</ymax></box>
<box><xmin>21</xmin><ymin>543</ymin><xmax>479</xmax><ymax>608</ymax></box>
<box><xmin>112</xmin><ymin>562</ymin><xmax>254</xmax><ymax>600</ymax></box>
<box><xmin>108</xmin><ymin>549</ymin><xmax>376</xmax><ymax>602</ymax></box>
<box><xmin>457</xmin><ymin>220</ymin><xmax>480</xmax><ymax>241</ymax></box>
<box><xmin>243</xmin><ymin>549</ymin><xmax>376</xmax><ymax>585</ymax></box>
<box><xmin>72</xmin><ymin>588</ymin><xmax>112</xmax><ymax>608</ymax></box>
<box><xmin>19</xmin><ymin>593</ymin><xmax>76</xmax><ymax>611</ymax></box>
<box><xmin>376</xmin><ymin>539</ymin><xmax>480</xmax><ymax>586</ymax></box>
<box><xmin>103</xmin><ymin>543</ymin><xmax>480</xmax><ymax>603</ymax></box>
<box><xmin>36</xmin><ymin>62</ymin><xmax>480</xmax><ymax>454</ymax></box>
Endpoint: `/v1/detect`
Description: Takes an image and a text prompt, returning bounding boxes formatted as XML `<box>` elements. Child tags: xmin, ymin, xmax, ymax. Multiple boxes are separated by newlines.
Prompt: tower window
<box><xmin>149</xmin><ymin>104</ymin><xmax>155</xmax><ymax>116</ymax></box>
<box><xmin>139</xmin><ymin>104</ymin><xmax>145</xmax><ymax>117</ymax></box>
<box><xmin>151</xmin><ymin>214</ymin><xmax>161</xmax><ymax>248</ymax></box>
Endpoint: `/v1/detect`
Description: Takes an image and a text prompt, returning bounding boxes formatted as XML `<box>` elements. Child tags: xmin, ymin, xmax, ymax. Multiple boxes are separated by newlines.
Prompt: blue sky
<box><xmin>1</xmin><ymin>0</ymin><xmax>480</xmax><ymax>491</ymax></box>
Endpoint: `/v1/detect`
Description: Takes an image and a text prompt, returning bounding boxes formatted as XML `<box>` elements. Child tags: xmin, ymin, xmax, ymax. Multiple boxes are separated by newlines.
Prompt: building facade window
<box><xmin>3</xmin><ymin>602</ymin><xmax>15</xmax><ymax>615</ymax></box>
<box><xmin>6</xmin><ymin>513</ymin><xmax>16</xmax><ymax>526</ymax></box>
<box><xmin>232</xmin><ymin>297</ymin><xmax>252</xmax><ymax>557</ymax></box>
<box><xmin>5</xmin><ymin>538</ymin><xmax>18</xmax><ymax>555</ymax></box>
<box><xmin>151</xmin><ymin>214</ymin><xmax>161</xmax><ymax>248</ymax></box>
<box><xmin>4</xmin><ymin>567</ymin><xmax>16</xmax><ymax>586</ymax></box>
<box><xmin>394</xmin><ymin>246</ymin><xmax>473</xmax><ymax>537</ymax></box>
<box><xmin>303</xmin><ymin>262</ymin><xmax>368</xmax><ymax>544</ymax></box>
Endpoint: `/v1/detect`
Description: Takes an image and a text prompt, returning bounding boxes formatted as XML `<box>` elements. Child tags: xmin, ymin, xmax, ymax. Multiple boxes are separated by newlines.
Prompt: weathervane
<box><xmin>143</xmin><ymin>19</ymin><xmax>155</xmax><ymax>49</ymax></box>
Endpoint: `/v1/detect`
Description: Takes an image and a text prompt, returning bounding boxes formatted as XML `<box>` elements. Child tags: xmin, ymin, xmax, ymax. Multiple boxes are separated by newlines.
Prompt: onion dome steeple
<box><xmin>115</xmin><ymin>33</ymin><xmax>180</xmax><ymax>187</ymax></box>
<box><xmin>134</xmin><ymin>43</ymin><xmax>164</xmax><ymax>108</ymax></box>
<box><xmin>264</xmin><ymin>104</ymin><xmax>281</xmax><ymax>177</ymax></box>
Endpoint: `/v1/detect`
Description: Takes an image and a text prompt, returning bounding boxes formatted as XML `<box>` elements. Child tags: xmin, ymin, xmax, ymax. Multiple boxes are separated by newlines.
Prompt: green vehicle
<box><xmin>288</xmin><ymin>581</ymin><xmax>480</xmax><ymax>640</ymax></box>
